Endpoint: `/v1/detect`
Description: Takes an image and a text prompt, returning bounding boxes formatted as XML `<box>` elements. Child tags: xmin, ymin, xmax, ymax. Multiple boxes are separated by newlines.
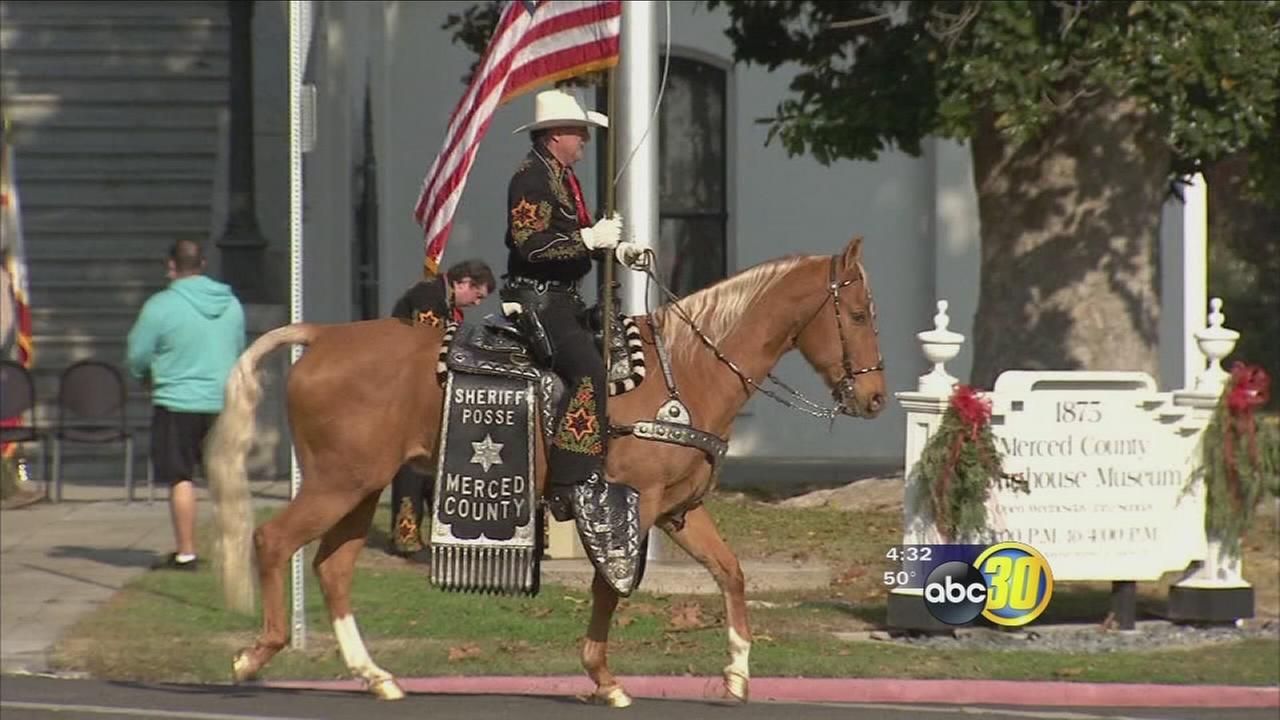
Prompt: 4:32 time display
<box><xmin>884</xmin><ymin>545</ymin><xmax>933</xmax><ymax>562</ymax></box>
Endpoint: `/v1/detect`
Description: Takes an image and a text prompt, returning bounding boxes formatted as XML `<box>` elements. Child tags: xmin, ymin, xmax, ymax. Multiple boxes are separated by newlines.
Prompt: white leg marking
<box><xmin>333</xmin><ymin>615</ymin><xmax>392</xmax><ymax>681</ymax></box>
<box><xmin>726</xmin><ymin>627</ymin><xmax>751</xmax><ymax>679</ymax></box>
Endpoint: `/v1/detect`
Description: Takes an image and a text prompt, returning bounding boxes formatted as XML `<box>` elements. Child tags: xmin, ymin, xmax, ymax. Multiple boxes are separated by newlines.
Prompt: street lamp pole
<box><xmin>216</xmin><ymin>0</ymin><xmax>269</xmax><ymax>302</ymax></box>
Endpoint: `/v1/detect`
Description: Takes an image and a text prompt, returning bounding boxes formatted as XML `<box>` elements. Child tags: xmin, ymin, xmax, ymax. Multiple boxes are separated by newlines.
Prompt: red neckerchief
<box><xmin>442</xmin><ymin>276</ymin><xmax>463</xmax><ymax>323</ymax></box>
<box><xmin>564</xmin><ymin>167</ymin><xmax>593</xmax><ymax>227</ymax></box>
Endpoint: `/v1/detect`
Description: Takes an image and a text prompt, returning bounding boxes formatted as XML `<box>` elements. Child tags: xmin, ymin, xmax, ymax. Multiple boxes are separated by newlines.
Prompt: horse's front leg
<box><xmin>661</xmin><ymin>504</ymin><xmax>752</xmax><ymax>702</ymax></box>
<box><xmin>582</xmin><ymin>571</ymin><xmax>632</xmax><ymax>707</ymax></box>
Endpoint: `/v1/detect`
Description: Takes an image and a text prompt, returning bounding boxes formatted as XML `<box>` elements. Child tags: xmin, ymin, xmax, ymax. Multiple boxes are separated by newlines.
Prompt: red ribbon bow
<box><xmin>951</xmin><ymin>384</ymin><xmax>993</xmax><ymax>441</ymax></box>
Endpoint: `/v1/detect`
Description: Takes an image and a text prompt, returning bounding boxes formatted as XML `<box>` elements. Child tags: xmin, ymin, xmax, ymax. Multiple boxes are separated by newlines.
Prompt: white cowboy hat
<box><xmin>512</xmin><ymin>88</ymin><xmax>608</xmax><ymax>134</ymax></box>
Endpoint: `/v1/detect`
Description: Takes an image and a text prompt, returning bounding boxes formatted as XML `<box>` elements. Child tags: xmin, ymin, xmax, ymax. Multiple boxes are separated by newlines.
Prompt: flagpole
<box><xmin>601</xmin><ymin>66</ymin><xmax>619</xmax><ymax>389</ymax></box>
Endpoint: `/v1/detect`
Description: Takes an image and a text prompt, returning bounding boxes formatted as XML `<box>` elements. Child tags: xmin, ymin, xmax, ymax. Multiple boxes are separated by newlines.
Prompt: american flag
<box><xmin>1</xmin><ymin>124</ymin><xmax>31</xmax><ymax>369</ymax></box>
<box><xmin>2</xmin><ymin>120</ymin><xmax>33</xmax><ymax>464</ymax></box>
<box><xmin>413</xmin><ymin>0</ymin><xmax>622</xmax><ymax>275</ymax></box>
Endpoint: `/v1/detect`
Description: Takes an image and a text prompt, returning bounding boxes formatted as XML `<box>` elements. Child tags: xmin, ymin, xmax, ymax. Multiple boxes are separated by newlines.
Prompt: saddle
<box><xmin>429</xmin><ymin>306</ymin><xmax>648</xmax><ymax>597</ymax></box>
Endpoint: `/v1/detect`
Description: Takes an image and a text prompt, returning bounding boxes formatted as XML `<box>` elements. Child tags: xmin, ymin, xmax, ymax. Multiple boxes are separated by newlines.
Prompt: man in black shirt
<box><xmin>500</xmin><ymin>89</ymin><xmax>643</xmax><ymax>522</ymax></box>
<box><xmin>387</xmin><ymin>259</ymin><xmax>494</xmax><ymax>556</ymax></box>
<box><xmin>391</xmin><ymin>258</ymin><xmax>494</xmax><ymax>328</ymax></box>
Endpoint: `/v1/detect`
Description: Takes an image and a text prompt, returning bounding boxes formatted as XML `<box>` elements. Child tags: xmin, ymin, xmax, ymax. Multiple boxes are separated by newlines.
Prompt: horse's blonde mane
<box><xmin>657</xmin><ymin>255</ymin><xmax>809</xmax><ymax>364</ymax></box>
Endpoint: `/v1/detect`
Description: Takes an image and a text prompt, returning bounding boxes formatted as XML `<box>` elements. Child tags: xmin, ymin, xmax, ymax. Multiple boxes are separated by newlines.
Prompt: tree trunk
<box><xmin>969</xmin><ymin>94</ymin><xmax>1170</xmax><ymax>389</ymax></box>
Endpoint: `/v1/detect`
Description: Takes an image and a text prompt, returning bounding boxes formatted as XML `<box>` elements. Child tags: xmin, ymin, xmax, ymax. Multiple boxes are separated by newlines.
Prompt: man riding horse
<box><xmin>499</xmin><ymin>89</ymin><xmax>645</xmax><ymax>525</ymax></box>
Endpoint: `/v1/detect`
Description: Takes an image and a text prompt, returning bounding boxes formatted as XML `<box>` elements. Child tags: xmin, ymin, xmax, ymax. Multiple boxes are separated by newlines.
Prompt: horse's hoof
<box><xmin>723</xmin><ymin>669</ymin><xmax>749</xmax><ymax>703</ymax></box>
<box><xmin>368</xmin><ymin>677</ymin><xmax>406</xmax><ymax>701</ymax></box>
<box><xmin>231</xmin><ymin>651</ymin><xmax>258</xmax><ymax>683</ymax></box>
<box><xmin>591</xmin><ymin>685</ymin><xmax>633</xmax><ymax>708</ymax></box>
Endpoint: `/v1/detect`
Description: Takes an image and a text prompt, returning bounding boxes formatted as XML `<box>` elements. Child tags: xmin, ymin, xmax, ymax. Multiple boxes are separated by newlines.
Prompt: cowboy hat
<box><xmin>512</xmin><ymin>89</ymin><xmax>608</xmax><ymax>134</ymax></box>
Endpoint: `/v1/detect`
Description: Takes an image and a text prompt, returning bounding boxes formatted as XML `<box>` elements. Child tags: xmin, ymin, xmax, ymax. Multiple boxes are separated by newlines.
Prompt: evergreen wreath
<box><xmin>1195</xmin><ymin>362</ymin><xmax>1278</xmax><ymax>558</ymax></box>
<box><xmin>916</xmin><ymin>385</ymin><xmax>1017</xmax><ymax>542</ymax></box>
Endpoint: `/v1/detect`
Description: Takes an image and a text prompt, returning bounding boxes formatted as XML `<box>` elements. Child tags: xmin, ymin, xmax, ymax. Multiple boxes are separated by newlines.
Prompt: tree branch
<box><xmin>1053</xmin><ymin>0</ymin><xmax>1089</xmax><ymax>40</ymax></box>
<box><xmin>829</xmin><ymin>12</ymin><xmax>894</xmax><ymax>30</ymax></box>
<box><xmin>927</xmin><ymin>3</ymin><xmax>982</xmax><ymax>50</ymax></box>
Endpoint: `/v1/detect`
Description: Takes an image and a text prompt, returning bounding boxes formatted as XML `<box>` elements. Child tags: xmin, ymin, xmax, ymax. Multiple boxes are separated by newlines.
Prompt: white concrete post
<box><xmin>1181</xmin><ymin>174</ymin><xmax>1209</xmax><ymax>391</ymax></box>
<box><xmin>1173</xmin><ymin>297</ymin><xmax>1247</xmax><ymax>590</ymax></box>
<box><xmin>888</xmin><ymin>300</ymin><xmax>964</xmax><ymax>623</ymax></box>
<box><xmin>617</xmin><ymin>1</ymin><xmax>667</xmax><ymax>562</ymax></box>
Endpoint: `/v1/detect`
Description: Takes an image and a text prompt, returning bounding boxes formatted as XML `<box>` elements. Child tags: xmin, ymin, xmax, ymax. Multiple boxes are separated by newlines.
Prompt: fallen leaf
<box><xmin>447</xmin><ymin>643</ymin><xmax>483</xmax><ymax>662</ymax></box>
<box><xmin>667</xmin><ymin>602</ymin><xmax>706</xmax><ymax>631</ymax></box>
<box><xmin>1055</xmin><ymin>667</ymin><xmax>1084</xmax><ymax>677</ymax></box>
<box><xmin>529</xmin><ymin>607</ymin><xmax>553</xmax><ymax>618</ymax></box>
<box><xmin>563</xmin><ymin>595</ymin><xmax>588</xmax><ymax>606</ymax></box>
<box><xmin>626</xmin><ymin>602</ymin><xmax>663</xmax><ymax>616</ymax></box>
<box><xmin>616</xmin><ymin>615</ymin><xmax>636</xmax><ymax>628</ymax></box>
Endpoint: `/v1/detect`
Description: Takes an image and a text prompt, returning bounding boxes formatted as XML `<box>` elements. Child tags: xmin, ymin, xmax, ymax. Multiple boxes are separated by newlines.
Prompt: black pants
<box><xmin>506</xmin><ymin>288</ymin><xmax>607</xmax><ymax>489</ymax></box>
<box><xmin>390</xmin><ymin>464</ymin><xmax>433</xmax><ymax>553</ymax></box>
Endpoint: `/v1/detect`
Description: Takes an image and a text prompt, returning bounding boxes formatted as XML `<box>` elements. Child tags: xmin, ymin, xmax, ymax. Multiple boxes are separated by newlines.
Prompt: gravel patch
<box><xmin>838</xmin><ymin>619</ymin><xmax>1279</xmax><ymax>653</ymax></box>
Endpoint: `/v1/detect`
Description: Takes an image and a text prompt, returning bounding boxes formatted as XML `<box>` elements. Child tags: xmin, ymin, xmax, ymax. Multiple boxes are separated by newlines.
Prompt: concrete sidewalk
<box><xmin>0</xmin><ymin>479</ymin><xmax>290</xmax><ymax>674</ymax></box>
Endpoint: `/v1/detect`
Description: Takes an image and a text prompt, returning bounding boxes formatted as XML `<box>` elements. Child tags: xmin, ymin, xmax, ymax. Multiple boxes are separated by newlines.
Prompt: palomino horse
<box><xmin>206</xmin><ymin>235</ymin><xmax>886</xmax><ymax>704</ymax></box>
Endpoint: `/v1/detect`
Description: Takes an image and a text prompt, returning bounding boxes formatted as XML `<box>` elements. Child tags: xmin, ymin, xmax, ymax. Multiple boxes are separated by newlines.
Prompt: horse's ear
<box><xmin>841</xmin><ymin>235</ymin><xmax>864</xmax><ymax>270</ymax></box>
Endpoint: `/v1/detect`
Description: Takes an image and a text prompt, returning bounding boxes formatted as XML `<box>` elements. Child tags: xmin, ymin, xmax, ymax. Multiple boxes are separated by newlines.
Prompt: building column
<box><xmin>217</xmin><ymin>0</ymin><xmax>270</xmax><ymax>303</ymax></box>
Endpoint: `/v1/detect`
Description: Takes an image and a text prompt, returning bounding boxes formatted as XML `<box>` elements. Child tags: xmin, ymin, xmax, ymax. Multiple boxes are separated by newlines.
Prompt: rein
<box><xmin>640</xmin><ymin>253</ymin><xmax>884</xmax><ymax>421</ymax></box>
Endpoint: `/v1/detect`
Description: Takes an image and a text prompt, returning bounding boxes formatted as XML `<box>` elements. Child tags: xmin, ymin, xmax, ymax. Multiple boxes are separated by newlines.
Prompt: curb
<box><xmin>264</xmin><ymin>676</ymin><xmax>1280</xmax><ymax>708</ymax></box>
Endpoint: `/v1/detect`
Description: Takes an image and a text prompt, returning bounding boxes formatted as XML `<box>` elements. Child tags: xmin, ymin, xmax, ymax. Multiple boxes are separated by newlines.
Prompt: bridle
<box><xmin>641</xmin><ymin>253</ymin><xmax>885</xmax><ymax>420</ymax></box>
<box><xmin>825</xmin><ymin>255</ymin><xmax>885</xmax><ymax>409</ymax></box>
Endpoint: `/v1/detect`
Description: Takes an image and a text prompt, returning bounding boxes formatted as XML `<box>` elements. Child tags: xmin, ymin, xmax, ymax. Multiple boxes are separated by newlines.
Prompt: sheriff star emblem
<box><xmin>470</xmin><ymin>434</ymin><xmax>505</xmax><ymax>473</ymax></box>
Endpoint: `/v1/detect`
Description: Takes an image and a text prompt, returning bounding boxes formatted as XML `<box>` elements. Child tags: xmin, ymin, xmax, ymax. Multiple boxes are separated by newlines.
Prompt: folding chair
<box><xmin>50</xmin><ymin>360</ymin><xmax>147</xmax><ymax>504</ymax></box>
<box><xmin>0</xmin><ymin>360</ymin><xmax>47</xmax><ymax>489</ymax></box>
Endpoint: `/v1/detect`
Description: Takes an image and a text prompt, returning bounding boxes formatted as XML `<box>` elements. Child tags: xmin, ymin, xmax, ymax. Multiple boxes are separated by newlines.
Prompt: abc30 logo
<box><xmin>923</xmin><ymin>542</ymin><xmax>1054</xmax><ymax>626</ymax></box>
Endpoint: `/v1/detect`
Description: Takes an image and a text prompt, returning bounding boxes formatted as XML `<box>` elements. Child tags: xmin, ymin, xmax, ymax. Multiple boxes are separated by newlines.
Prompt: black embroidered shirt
<box><xmin>504</xmin><ymin>147</ymin><xmax>593</xmax><ymax>283</ymax></box>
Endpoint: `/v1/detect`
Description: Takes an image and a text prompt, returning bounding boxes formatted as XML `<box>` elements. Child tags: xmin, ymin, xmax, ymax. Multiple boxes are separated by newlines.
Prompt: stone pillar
<box><xmin>1169</xmin><ymin>298</ymin><xmax>1254</xmax><ymax>624</ymax></box>
<box><xmin>216</xmin><ymin>0</ymin><xmax>271</xmax><ymax>303</ymax></box>
<box><xmin>887</xmin><ymin>300</ymin><xmax>964</xmax><ymax>631</ymax></box>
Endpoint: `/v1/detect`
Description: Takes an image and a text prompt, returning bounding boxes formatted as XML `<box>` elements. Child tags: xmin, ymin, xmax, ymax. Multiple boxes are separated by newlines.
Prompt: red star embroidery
<box><xmin>511</xmin><ymin>198</ymin><xmax>539</xmax><ymax>229</ymax></box>
<box><xmin>563</xmin><ymin>405</ymin><xmax>598</xmax><ymax>442</ymax></box>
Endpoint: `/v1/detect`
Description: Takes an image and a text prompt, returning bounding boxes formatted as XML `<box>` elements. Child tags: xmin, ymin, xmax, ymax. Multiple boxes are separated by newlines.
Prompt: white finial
<box><xmin>933</xmin><ymin>301</ymin><xmax>952</xmax><ymax>332</ymax></box>
<box><xmin>917</xmin><ymin>299</ymin><xmax>965</xmax><ymax>395</ymax></box>
<box><xmin>1207</xmin><ymin>297</ymin><xmax>1225</xmax><ymax>328</ymax></box>
<box><xmin>1194</xmin><ymin>297</ymin><xmax>1239</xmax><ymax>392</ymax></box>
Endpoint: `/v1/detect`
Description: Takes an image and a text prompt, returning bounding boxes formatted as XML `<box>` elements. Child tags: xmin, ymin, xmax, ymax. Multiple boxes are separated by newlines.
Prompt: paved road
<box><xmin>2</xmin><ymin>675</ymin><xmax>1278</xmax><ymax>720</ymax></box>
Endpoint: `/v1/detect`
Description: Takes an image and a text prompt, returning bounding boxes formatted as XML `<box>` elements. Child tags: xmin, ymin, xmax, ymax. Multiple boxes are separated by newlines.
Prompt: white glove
<box><xmin>579</xmin><ymin>213</ymin><xmax>622</xmax><ymax>251</ymax></box>
<box><xmin>614</xmin><ymin>241</ymin><xmax>648</xmax><ymax>270</ymax></box>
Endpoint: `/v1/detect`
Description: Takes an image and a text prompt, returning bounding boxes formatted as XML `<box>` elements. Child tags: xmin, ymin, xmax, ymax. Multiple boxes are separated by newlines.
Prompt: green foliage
<box><xmin>441</xmin><ymin>1</ymin><xmax>503</xmax><ymax>84</ymax></box>
<box><xmin>915</xmin><ymin>407</ymin><xmax>1006</xmax><ymax>542</ymax></box>
<box><xmin>1196</xmin><ymin>397</ymin><xmax>1280</xmax><ymax>557</ymax></box>
<box><xmin>706</xmin><ymin>0</ymin><xmax>1280</xmax><ymax>200</ymax></box>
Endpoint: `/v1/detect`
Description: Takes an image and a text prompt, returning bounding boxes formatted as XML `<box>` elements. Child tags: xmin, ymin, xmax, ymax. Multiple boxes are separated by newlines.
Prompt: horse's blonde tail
<box><xmin>206</xmin><ymin>323</ymin><xmax>316</xmax><ymax>614</ymax></box>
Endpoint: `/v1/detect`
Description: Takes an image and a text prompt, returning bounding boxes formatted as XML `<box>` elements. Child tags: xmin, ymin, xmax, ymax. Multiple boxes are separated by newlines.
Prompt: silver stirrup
<box><xmin>573</xmin><ymin>473</ymin><xmax>643</xmax><ymax>596</ymax></box>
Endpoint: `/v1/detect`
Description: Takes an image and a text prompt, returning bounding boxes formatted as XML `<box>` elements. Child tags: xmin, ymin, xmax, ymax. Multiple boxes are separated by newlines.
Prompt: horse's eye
<box><xmin>851</xmin><ymin>311</ymin><xmax>868</xmax><ymax>325</ymax></box>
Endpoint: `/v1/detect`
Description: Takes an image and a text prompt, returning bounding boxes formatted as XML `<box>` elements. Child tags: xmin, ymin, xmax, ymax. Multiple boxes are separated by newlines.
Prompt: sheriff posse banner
<box><xmin>430</xmin><ymin>372</ymin><xmax>540</xmax><ymax>595</ymax></box>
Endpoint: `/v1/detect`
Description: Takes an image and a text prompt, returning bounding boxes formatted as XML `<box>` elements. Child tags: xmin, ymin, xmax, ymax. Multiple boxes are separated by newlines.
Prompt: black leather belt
<box><xmin>504</xmin><ymin>276</ymin><xmax>579</xmax><ymax>295</ymax></box>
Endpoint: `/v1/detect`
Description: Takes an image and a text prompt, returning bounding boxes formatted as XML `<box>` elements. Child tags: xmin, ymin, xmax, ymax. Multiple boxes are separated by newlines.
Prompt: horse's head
<box><xmin>794</xmin><ymin>236</ymin><xmax>887</xmax><ymax>418</ymax></box>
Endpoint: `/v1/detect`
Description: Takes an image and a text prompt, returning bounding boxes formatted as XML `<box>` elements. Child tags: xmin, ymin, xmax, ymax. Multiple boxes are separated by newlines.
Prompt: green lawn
<box><xmin>49</xmin><ymin>493</ymin><xmax>1280</xmax><ymax>686</ymax></box>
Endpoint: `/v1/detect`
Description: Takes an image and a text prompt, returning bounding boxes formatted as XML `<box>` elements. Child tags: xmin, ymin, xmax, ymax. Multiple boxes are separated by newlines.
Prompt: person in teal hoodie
<box><xmin>126</xmin><ymin>239</ymin><xmax>245</xmax><ymax>570</ymax></box>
